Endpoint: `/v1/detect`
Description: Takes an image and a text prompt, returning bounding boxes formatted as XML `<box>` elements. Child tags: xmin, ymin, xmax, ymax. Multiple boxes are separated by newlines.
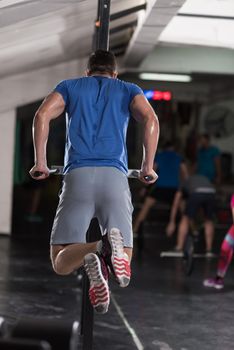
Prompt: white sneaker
<box><xmin>84</xmin><ymin>253</ymin><xmax>110</xmax><ymax>314</ymax></box>
<box><xmin>107</xmin><ymin>228</ymin><xmax>131</xmax><ymax>288</ymax></box>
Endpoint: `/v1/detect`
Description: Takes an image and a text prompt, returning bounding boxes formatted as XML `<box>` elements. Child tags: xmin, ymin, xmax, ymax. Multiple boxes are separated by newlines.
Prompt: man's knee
<box><xmin>50</xmin><ymin>245</ymin><xmax>72</xmax><ymax>275</ymax></box>
<box><xmin>51</xmin><ymin>255</ymin><xmax>73</xmax><ymax>275</ymax></box>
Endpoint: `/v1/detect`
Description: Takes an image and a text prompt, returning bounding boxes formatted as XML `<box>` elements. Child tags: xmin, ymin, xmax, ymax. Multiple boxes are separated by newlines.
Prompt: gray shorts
<box><xmin>50</xmin><ymin>167</ymin><xmax>134</xmax><ymax>247</ymax></box>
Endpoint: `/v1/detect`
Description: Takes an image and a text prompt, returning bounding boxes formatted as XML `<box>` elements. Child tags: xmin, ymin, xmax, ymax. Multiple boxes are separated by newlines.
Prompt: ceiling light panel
<box><xmin>159</xmin><ymin>16</ymin><xmax>234</xmax><ymax>49</ymax></box>
<box><xmin>179</xmin><ymin>0</ymin><xmax>234</xmax><ymax>17</ymax></box>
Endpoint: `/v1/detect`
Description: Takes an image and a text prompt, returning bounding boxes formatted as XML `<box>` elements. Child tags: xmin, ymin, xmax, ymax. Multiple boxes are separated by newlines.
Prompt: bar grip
<box><xmin>33</xmin><ymin>169</ymin><xmax>59</xmax><ymax>178</ymax></box>
<box><xmin>127</xmin><ymin>169</ymin><xmax>157</xmax><ymax>182</ymax></box>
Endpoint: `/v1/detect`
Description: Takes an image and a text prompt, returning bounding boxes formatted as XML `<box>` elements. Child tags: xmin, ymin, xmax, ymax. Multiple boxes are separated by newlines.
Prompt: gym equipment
<box><xmin>33</xmin><ymin>166</ymin><xmax>155</xmax><ymax>182</ymax></box>
<box><xmin>11</xmin><ymin>318</ymin><xmax>79</xmax><ymax>350</ymax></box>
<box><xmin>0</xmin><ymin>338</ymin><xmax>51</xmax><ymax>350</ymax></box>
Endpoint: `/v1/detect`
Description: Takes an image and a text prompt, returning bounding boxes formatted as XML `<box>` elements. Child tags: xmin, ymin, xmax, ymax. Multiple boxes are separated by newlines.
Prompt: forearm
<box><xmin>142</xmin><ymin>115</ymin><xmax>159</xmax><ymax>169</ymax></box>
<box><xmin>33</xmin><ymin>112</ymin><xmax>50</xmax><ymax>166</ymax></box>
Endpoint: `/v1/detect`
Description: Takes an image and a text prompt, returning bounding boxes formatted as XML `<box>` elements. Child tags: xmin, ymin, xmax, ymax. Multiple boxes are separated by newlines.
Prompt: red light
<box><xmin>152</xmin><ymin>91</ymin><xmax>163</xmax><ymax>100</ymax></box>
<box><xmin>151</xmin><ymin>90</ymin><xmax>172</xmax><ymax>101</ymax></box>
<box><xmin>163</xmin><ymin>91</ymin><xmax>172</xmax><ymax>101</ymax></box>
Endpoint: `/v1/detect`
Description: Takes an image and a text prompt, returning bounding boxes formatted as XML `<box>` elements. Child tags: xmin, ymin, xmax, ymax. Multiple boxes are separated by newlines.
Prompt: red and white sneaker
<box><xmin>101</xmin><ymin>228</ymin><xmax>131</xmax><ymax>288</ymax></box>
<box><xmin>84</xmin><ymin>253</ymin><xmax>110</xmax><ymax>314</ymax></box>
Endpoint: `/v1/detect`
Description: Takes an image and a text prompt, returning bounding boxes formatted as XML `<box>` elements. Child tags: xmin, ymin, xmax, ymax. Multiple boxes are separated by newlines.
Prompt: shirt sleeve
<box><xmin>53</xmin><ymin>80</ymin><xmax>68</xmax><ymax>105</ymax></box>
<box><xmin>128</xmin><ymin>83</ymin><xmax>144</xmax><ymax>103</ymax></box>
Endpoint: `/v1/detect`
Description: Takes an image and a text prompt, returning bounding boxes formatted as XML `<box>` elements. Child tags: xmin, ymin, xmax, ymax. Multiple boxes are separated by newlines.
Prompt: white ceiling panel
<box><xmin>179</xmin><ymin>0</ymin><xmax>234</xmax><ymax>17</ymax></box>
<box><xmin>159</xmin><ymin>0</ymin><xmax>234</xmax><ymax>49</ymax></box>
<box><xmin>160</xmin><ymin>16</ymin><xmax>234</xmax><ymax>49</ymax></box>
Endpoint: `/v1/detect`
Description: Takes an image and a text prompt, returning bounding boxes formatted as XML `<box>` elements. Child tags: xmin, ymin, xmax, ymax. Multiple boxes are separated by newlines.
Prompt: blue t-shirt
<box><xmin>154</xmin><ymin>150</ymin><xmax>183</xmax><ymax>188</ymax></box>
<box><xmin>197</xmin><ymin>146</ymin><xmax>220</xmax><ymax>181</ymax></box>
<box><xmin>54</xmin><ymin>76</ymin><xmax>143</xmax><ymax>174</ymax></box>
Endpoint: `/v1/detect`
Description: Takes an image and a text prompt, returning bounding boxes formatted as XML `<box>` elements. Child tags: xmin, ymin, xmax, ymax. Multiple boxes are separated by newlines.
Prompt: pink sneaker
<box><xmin>203</xmin><ymin>277</ymin><xmax>224</xmax><ymax>290</ymax></box>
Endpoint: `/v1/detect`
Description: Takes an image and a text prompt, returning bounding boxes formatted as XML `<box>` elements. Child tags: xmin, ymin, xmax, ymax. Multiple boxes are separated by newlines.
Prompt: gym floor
<box><xmin>1</xmin><ymin>212</ymin><xmax>234</xmax><ymax>350</ymax></box>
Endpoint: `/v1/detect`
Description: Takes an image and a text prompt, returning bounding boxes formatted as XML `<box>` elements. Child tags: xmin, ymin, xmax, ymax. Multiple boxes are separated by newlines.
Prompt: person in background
<box><xmin>203</xmin><ymin>194</ymin><xmax>234</xmax><ymax>289</ymax></box>
<box><xmin>133</xmin><ymin>141</ymin><xmax>188</xmax><ymax>234</ymax></box>
<box><xmin>196</xmin><ymin>133</ymin><xmax>222</xmax><ymax>185</ymax></box>
<box><xmin>166</xmin><ymin>174</ymin><xmax>216</xmax><ymax>256</ymax></box>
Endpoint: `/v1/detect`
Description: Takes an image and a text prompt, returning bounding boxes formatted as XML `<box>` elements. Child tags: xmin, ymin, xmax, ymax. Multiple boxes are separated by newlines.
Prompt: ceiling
<box><xmin>0</xmin><ymin>0</ymin><xmax>234</xmax><ymax>80</ymax></box>
<box><xmin>0</xmin><ymin>0</ymin><xmax>147</xmax><ymax>78</ymax></box>
<box><xmin>159</xmin><ymin>0</ymin><xmax>234</xmax><ymax>49</ymax></box>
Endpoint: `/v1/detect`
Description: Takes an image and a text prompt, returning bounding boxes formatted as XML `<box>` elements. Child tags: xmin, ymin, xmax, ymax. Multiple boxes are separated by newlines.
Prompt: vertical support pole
<box><xmin>80</xmin><ymin>219</ymin><xmax>102</xmax><ymax>350</ymax></box>
<box><xmin>80</xmin><ymin>270</ymin><xmax>94</xmax><ymax>350</ymax></box>
<box><xmin>80</xmin><ymin>1</ymin><xmax>111</xmax><ymax>348</ymax></box>
<box><xmin>94</xmin><ymin>0</ymin><xmax>111</xmax><ymax>51</ymax></box>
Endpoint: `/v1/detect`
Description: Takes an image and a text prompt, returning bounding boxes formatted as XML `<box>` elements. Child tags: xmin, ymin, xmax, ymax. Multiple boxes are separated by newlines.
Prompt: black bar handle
<box><xmin>127</xmin><ymin>169</ymin><xmax>158</xmax><ymax>182</ymax></box>
<box><xmin>33</xmin><ymin>169</ymin><xmax>59</xmax><ymax>178</ymax></box>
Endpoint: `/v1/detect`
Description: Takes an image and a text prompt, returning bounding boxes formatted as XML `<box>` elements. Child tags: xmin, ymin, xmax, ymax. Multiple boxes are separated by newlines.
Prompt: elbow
<box><xmin>34</xmin><ymin>110</ymin><xmax>47</xmax><ymax>121</ymax></box>
<box><xmin>34</xmin><ymin>110</ymin><xmax>49</xmax><ymax>128</ymax></box>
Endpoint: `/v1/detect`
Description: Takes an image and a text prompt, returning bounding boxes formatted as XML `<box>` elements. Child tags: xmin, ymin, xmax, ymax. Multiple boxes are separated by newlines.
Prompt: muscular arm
<box><xmin>30</xmin><ymin>92</ymin><xmax>65</xmax><ymax>179</ymax></box>
<box><xmin>130</xmin><ymin>95</ymin><xmax>159</xmax><ymax>184</ymax></box>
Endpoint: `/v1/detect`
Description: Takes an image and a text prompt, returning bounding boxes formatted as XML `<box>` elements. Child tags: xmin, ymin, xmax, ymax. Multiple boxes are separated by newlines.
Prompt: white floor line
<box><xmin>111</xmin><ymin>294</ymin><xmax>144</xmax><ymax>350</ymax></box>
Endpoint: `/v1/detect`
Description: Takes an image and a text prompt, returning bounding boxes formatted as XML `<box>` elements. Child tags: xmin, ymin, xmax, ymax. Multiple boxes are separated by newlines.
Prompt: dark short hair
<box><xmin>87</xmin><ymin>50</ymin><xmax>117</xmax><ymax>74</ymax></box>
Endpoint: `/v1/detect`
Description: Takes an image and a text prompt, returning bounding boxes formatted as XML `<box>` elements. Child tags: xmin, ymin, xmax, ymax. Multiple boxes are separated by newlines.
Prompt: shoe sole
<box><xmin>203</xmin><ymin>282</ymin><xmax>224</xmax><ymax>290</ymax></box>
<box><xmin>84</xmin><ymin>253</ymin><xmax>110</xmax><ymax>314</ymax></box>
<box><xmin>108</xmin><ymin>228</ymin><xmax>131</xmax><ymax>288</ymax></box>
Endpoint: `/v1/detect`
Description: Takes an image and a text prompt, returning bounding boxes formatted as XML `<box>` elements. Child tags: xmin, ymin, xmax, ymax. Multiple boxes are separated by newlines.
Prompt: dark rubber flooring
<box><xmin>0</xmin><ymin>215</ymin><xmax>234</xmax><ymax>350</ymax></box>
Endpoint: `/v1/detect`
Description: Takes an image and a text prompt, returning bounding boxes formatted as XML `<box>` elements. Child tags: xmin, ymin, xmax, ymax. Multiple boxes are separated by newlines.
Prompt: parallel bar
<box><xmin>110</xmin><ymin>4</ymin><xmax>146</xmax><ymax>21</ymax></box>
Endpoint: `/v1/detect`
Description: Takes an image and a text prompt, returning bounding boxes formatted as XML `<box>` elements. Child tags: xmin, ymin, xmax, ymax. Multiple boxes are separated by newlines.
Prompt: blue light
<box><xmin>144</xmin><ymin>90</ymin><xmax>154</xmax><ymax>99</ymax></box>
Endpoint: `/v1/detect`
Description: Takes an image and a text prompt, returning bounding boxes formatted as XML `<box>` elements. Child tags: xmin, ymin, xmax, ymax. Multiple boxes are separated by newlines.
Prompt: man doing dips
<box><xmin>30</xmin><ymin>50</ymin><xmax>159</xmax><ymax>313</ymax></box>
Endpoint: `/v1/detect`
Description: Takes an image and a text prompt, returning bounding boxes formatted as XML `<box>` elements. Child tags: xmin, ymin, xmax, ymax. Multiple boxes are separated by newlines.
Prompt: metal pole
<box><xmin>80</xmin><ymin>271</ymin><xmax>94</xmax><ymax>350</ymax></box>
<box><xmin>95</xmin><ymin>0</ymin><xmax>111</xmax><ymax>50</ymax></box>
<box><xmin>80</xmin><ymin>2</ymin><xmax>112</xmax><ymax>348</ymax></box>
<box><xmin>80</xmin><ymin>219</ymin><xmax>102</xmax><ymax>350</ymax></box>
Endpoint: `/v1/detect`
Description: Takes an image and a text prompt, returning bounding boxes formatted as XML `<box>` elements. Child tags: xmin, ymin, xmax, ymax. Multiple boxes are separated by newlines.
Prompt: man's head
<box><xmin>199</xmin><ymin>133</ymin><xmax>210</xmax><ymax>149</ymax></box>
<box><xmin>86</xmin><ymin>50</ymin><xmax>117</xmax><ymax>78</ymax></box>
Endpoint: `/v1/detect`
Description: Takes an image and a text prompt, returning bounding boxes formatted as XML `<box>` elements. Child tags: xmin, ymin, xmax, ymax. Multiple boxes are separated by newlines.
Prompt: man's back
<box><xmin>54</xmin><ymin>76</ymin><xmax>143</xmax><ymax>174</ymax></box>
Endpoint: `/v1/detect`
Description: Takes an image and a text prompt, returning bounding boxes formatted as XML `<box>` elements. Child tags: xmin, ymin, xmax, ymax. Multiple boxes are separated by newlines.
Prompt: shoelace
<box><xmin>84</xmin><ymin>260</ymin><xmax>100</xmax><ymax>283</ymax></box>
<box><xmin>110</xmin><ymin>232</ymin><xmax>124</xmax><ymax>255</ymax></box>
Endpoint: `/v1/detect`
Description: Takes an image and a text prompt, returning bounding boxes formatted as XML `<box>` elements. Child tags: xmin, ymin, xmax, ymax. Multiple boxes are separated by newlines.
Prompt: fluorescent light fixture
<box><xmin>139</xmin><ymin>73</ymin><xmax>192</xmax><ymax>83</ymax></box>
